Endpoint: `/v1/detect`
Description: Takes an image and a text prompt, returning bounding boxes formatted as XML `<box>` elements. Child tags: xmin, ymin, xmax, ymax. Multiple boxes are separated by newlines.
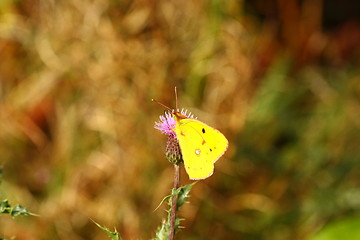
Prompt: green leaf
<box><xmin>0</xmin><ymin>199</ymin><xmax>31</xmax><ymax>216</ymax></box>
<box><xmin>10</xmin><ymin>204</ymin><xmax>31</xmax><ymax>217</ymax></box>
<box><xmin>174</xmin><ymin>182</ymin><xmax>195</xmax><ymax>209</ymax></box>
<box><xmin>92</xmin><ymin>220</ymin><xmax>122</xmax><ymax>240</ymax></box>
<box><xmin>0</xmin><ymin>199</ymin><xmax>11</xmax><ymax>214</ymax></box>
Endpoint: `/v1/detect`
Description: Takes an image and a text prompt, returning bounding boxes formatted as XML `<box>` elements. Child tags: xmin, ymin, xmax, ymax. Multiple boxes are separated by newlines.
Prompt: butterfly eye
<box><xmin>202</xmin><ymin>128</ymin><xmax>205</xmax><ymax>134</ymax></box>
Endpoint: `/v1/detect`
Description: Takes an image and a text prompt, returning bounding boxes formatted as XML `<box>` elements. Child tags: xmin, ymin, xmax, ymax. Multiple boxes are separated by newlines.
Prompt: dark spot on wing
<box><xmin>210</xmin><ymin>148</ymin><xmax>212</xmax><ymax>152</ymax></box>
<box><xmin>202</xmin><ymin>128</ymin><xmax>205</xmax><ymax>133</ymax></box>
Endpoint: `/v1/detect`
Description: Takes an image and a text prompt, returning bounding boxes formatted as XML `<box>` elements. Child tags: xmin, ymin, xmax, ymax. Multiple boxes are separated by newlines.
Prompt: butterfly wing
<box><xmin>174</xmin><ymin>118</ymin><xmax>228</xmax><ymax>180</ymax></box>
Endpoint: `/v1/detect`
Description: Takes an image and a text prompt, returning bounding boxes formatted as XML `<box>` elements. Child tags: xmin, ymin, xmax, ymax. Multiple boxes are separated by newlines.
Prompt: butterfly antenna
<box><xmin>174</xmin><ymin>86</ymin><xmax>178</xmax><ymax>111</ymax></box>
<box><xmin>152</xmin><ymin>99</ymin><xmax>173</xmax><ymax>111</ymax></box>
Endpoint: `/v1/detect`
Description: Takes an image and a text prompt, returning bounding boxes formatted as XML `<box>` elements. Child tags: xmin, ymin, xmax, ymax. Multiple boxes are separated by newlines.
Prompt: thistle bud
<box><xmin>165</xmin><ymin>134</ymin><xmax>183</xmax><ymax>165</ymax></box>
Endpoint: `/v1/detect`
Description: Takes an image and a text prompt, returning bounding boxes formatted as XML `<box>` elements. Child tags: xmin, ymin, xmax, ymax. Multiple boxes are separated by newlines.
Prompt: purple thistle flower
<box><xmin>154</xmin><ymin>111</ymin><xmax>176</xmax><ymax>136</ymax></box>
<box><xmin>154</xmin><ymin>109</ymin><xmax>196</xmax><ymax>136</ymax></box>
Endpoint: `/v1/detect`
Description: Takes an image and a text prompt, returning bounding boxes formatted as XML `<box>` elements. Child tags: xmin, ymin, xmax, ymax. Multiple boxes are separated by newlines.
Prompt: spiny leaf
<box><xmin>153</xmin><ymin>183</ymin><xmax>195</xmax><ymax>240</ymax></box>
<box><xmin>174</xmin><ymin>182</ymin><xmax>196</xmax><ymax>209</ymax></box>
<box><xmin>0</xmin><ymin>200</ymin><xmax>32</xmax><ymax>217</ymax></box>
<box><xmin>153</xmin><ymin>219</ymin><xmax>170</xmax><ymax>240</ymax></box>
<box><xmin>155</xmin><ymin>183</ymin><xmax>196</xmax><ymax>212</ymax></box>
<box><xmin>10</xmin><ymin>204</ymin><xmax>31</xmax><ymax>217</ymax></box>
<box><xmin>92</xmin><ymin>219</ymin><xmax>122</xmax><ymax>240</ymax></box>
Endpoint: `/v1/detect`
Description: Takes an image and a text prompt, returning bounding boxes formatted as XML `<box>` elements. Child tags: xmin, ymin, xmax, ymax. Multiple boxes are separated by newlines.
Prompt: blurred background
<box><xmin>1</xmin><ymin>0</ymin><xmax>360</xmax><ymax>239</ymax></box>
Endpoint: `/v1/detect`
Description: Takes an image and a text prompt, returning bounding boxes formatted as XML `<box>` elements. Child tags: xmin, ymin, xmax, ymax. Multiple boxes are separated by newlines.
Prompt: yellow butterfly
<box><xmin>153</xmin><ymin>98</ymin><xmax>228</xmax><ymax>180</ymax></box>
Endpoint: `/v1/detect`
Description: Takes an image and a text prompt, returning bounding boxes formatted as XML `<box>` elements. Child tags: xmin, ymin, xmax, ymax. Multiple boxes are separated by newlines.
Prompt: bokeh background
<box><xmin>1</xmin><ymin>0</ymin><xmax>360</xmax><ymax>239</ymax></box>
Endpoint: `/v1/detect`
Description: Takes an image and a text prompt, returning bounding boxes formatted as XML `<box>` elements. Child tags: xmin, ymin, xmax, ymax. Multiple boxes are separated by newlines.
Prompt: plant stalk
<box><xmin>169</xmin><ymin>164</ymin><xmax>180</xmax><ymax>240</ymax></box>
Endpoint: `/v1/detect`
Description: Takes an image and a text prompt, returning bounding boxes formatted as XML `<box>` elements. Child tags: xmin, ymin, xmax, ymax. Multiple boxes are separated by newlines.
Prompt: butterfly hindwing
<box><xmin>174</xmin><ymin>118</ymin><xmax>228</xmax><ymax>180</ymax></box>
<box><xmin>194</xmin><ymin>120</ymin><xmax>229</xmax><ymax>163</ymax></box>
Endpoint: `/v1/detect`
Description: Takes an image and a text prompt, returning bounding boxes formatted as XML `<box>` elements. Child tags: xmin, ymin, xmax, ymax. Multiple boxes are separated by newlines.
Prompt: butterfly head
<box><xmin>172</xmin><ymin>108</ymin><xmax>196</xmax><ymax>121</ymax></box>
<box><xmin>172</xmin><ymin>110</ymin><xmax>188</xmax><ymax>120</ymax></box>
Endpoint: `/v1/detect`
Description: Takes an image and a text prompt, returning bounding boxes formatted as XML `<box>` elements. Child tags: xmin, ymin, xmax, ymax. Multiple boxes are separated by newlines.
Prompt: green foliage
<box><xmin>93</xmin><ymin>183</ymin><xmax>194</xmax><ymax>240</ymax></box>
<box><xmin>0</xmin><ymin>199</ymin><xmax>31</xmax><ymax>217</ymax></box>
<box><xmin>0</xmin><ymin>168</ymin><xmax>32</xmax><ymax>240</ymax></box>
<box><xmin>153</xmin><ymin>183</ymin><xmax>195</xmax><ymax>240</ymax></box>
<box><xmin>93</xmin><ymin>220</ymin><xmax>122</xmax><ymax>240</ymax></box>
<box><xmin>311</xmin><ymin>215</ymin><xmax>360</xmax><ymax>240</ymax></box>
